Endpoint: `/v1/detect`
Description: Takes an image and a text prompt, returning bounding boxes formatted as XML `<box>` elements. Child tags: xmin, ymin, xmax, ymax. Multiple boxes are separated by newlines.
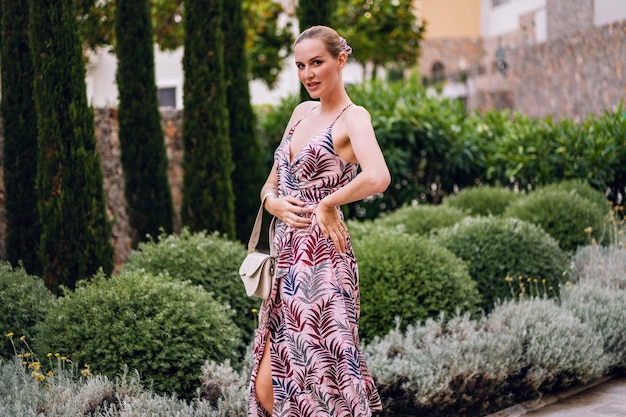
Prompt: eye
<box><xmin>296</xmin><ymin>63</ymin><xmax>305</xmax><ymax>69</ymax></box>
<box><xmin>313</xmin><ymin>60</ymin><xmax>323</xmax><ymax>66</ymax></box>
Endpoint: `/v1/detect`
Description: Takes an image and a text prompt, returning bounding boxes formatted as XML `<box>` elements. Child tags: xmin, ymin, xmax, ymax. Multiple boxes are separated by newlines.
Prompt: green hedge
<box><xmin>433</xmin><ymin>217</ymin><xmax>569</xmax><ymax>311</ymax></box>
<box><xmin>444</xmin><ymin>185</ymin><xmax>521</xmax><ymax>216</ymax></box>
<box><xmin>122</xmin><ymin>228</ymin><xmax>258</xmax><ymax>346</ymax></box>
<box><xmin>256</xmin><ymin>85</ymin><xmax>625</xmax><ymax>220</ymax></box>
<box><xmin>537</xmin><ymin>179</ymin><xmax>610</xmax><ymax>214</ymax></box>
<box><xmin>34</xmin><ymin>270</ymin><xmax>242</xmax><ymax>400</ymax></box>
<box><xmin>353</xmin><ymin>231</ymin><xmax>479</xmax><ymax>342</ymax></box>
<box><xmin>504</xmin><ymin>189</ymin><xmax>607</xmax><ymax>252</ymax></box>
<box><xmin>375</xmin><ymin>204</ymin><xmax>466</xmax><ymax>236</ymax></box>
<box><xmin>0</xmin><ymin>263</ymin><xmax>55</xmax><ymax>360</ymax></box>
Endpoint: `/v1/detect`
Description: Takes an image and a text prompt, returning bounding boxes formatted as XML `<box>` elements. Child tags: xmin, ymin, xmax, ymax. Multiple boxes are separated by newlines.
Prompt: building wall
<box><xmin>509</xmin><ymin>20</ymin><xmax>626</xmax><ymax>120</ymax></box>
<box><xmin>481</xmin><ymin>0</ymin><xmax>546</xmax><ymax>39</ymax></box>
<box><xmin>595</xmin><ymin>0</ymin><xmax>626</xmax><ymax>26</ymax></box>
<box><xmin>417</xmin><ymin>0</ymin><xmax>481</xmax><ymax>38</ymax></box>
<box><xmin>546</xmin><ymin>0</ymin><xmax>593</xmax><ymax>40</ymax></box>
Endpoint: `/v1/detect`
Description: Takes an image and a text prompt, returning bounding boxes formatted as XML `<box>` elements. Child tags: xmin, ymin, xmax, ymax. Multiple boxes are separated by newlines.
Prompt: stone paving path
<box><xmin>487</xmin><ymin>375</ymin><xmax>626</xmax><ymax>417</ymax></box>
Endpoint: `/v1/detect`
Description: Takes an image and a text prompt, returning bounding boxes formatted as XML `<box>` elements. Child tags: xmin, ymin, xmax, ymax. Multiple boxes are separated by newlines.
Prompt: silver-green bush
<box><xmin>484</xmin><ymin>298</ymin><xmax>608</xmax><ymax>390</ymax></box>
<box><xmin>561</xmin><ymin>283</ymin><xmax>626</xmax><ymax>369</ymax></box>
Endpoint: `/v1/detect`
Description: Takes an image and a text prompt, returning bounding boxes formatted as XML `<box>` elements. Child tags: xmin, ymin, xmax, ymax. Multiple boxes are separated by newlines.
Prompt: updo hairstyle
<box><xmin>295</xmin><ymin>25</ymin><xmax>352</xmax><ymax>58</ymax></box>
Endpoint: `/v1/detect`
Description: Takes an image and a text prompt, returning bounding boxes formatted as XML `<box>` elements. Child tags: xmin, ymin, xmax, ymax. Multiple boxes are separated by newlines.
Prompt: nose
<box><xmin>303</xmin><ymin>66</ymin><xmax>314</xmax><ymax>79</ymax></box>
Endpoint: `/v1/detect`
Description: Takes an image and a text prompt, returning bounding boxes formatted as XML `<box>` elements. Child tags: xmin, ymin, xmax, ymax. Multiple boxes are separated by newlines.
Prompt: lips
<box><xmin>306</xmin><ymin>82</ymin><xmax>320</xmax><ymax>90</ymax></box>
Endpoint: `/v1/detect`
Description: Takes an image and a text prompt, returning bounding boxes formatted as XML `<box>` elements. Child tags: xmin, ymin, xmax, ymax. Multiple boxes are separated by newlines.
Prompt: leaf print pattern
<box><xmin>248</xmin><ymin>104</ymin><xmax>382</xmax><ymax>417</ymax></box>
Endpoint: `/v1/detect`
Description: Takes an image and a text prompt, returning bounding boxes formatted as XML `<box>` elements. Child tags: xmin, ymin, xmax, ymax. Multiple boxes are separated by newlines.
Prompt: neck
<box><xmin>318</xmin><ymin>89</ymin><xmax>351</xmax><ymax>114</ymax></box>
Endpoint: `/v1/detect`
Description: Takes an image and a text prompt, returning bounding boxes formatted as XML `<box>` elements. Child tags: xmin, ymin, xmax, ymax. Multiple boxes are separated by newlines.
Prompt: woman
<box><xmin>249</xmin><ymin>25</ymin><xmax>391</xmax><ymax>417</ymax></box>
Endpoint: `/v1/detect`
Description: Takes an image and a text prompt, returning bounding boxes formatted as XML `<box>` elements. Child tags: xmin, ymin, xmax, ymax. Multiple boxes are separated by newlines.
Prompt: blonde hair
<box><xmin>295</xmin><ymin>25</ymin><xmax>352</xmax><ymax>58</ymax></box>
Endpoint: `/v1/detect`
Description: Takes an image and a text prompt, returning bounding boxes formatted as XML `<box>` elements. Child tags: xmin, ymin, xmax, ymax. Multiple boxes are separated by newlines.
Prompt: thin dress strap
<box><xmin>288</xmin><ymin>105</ymin><xmax>319</xmax><ymax>133</ymax></box>
<box><xmin>329</xmin><ymin>103</ymin><xmax>353</xmax><ymax>127</ymax></box>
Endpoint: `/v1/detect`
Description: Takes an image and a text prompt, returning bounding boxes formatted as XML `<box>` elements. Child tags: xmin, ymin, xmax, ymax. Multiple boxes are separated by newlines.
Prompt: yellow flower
<box><xmin>584</xmin><ymin>227</ymin><xmax>592</xmax><ymax>234</ymax></box>
<box><xmin>47</xmin><ymin>353</ymin><xmax>53</xmax><ymax>358</ymax></box>
<box><xmin>47</xmin><ymin>371</ymin><xmax>54</xmax><ymax>377</ymax></box>
<box><xmin>54</xmin><ymin>353</ymin><xmax>60</xmax><ymax>357</ymax></box>
<box><xmin>542</xmin><ymin>279</ymin><xmax>546</xmax><ymax>284</ymax></box>
<box><xmin>251</xmin><ymin>308</ymin><xmax>258</xmax><ymax>313</ymax></box>
<box><xmin>31</xmin><ymin>371</ymin><xmax>46</xmax><ymax>382</ymax></box>
<box><xmin>81</xmin><ymin>368</ymin><xmax>91</xmax><ymax>377</ymax></box>
<box><xmin>23</xmin><ymin>352</ymin><xmax>32</xmax><ymax>358</ymax></box>
<box><xmin>61</xmin><ymin>356</ymin><xmax>67</xmax><ymax>362</ymax></box>
<box><xmin>19</xmin><ymin>336</ymin><xmax>26</xmax><ymax>342</ymax></box>
<box><xmin>28</xmin><ymin>362</ymin><xmax>41</xmax><ymax>370</ymax></box>
<box><xmin>504</xmin><ymin>275</ymin><xmax>513</xmax><ymax>282</ymax></box>
<box><xmin>6</xmin><ymin>332</ymin><xmax>14</xmax><ymax>338</ymax></box>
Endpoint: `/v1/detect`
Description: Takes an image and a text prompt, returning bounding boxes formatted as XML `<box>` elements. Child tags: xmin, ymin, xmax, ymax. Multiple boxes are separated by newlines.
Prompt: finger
<box><xmin>331</xmin><ymin>228</ymin><xmax>347</xmax><ymax>253</ymax></box>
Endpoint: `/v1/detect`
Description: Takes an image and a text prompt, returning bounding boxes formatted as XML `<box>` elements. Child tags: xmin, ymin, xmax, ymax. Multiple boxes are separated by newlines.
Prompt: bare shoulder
<box><xmin>292</xmin><ymin>100</ymin><xmax>320</xmax><ymax>119</ymax></box>
<box><xmin>344</xmin><ymin>104</ymin><xmax>372</xmax><ymax>124</ymax></box>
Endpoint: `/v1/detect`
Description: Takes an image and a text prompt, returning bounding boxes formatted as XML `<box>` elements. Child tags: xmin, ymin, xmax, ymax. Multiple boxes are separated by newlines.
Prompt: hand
<box><xmin>266</xmin><ymin>196</ymin><xmax>313</xmax><ymax>228</ymax></box>
<box><xmin>315</xmin><ymin>201</ymin><xmax>347</xmax><ymax>254</ymax></box>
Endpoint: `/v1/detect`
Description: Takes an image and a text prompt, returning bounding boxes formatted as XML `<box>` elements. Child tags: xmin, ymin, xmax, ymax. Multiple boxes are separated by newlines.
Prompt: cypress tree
<box><xmin>0</xmin><ymin>0</ymin><xmax>41</xmax><ymax>274</ymax></box>
<box><xmin>297</xmin><ymin>0</ymin><xmax>337</xmax><ymax>102</ymax></box>
<box><xmin>115</xmin><ymin>0</ymin><xmax>174</xmax><ymax>245</ymax></box>
<box><xmin>28</xmin><ymin>0</ymin><xmax>114</xmax><ymax>293</ymax></box>
<box><xmin>182</xmin><ymin>0</ymin><xmax>235</xmax><ymax>238</ymax></box>
<box><xmin>222</xmin><ymin>0</ymin><xmax>266</xmax><ymax>241</ymax></box>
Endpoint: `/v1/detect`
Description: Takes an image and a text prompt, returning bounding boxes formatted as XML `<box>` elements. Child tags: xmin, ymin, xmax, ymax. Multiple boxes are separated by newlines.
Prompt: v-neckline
<box><xmin>288</xmin><ymin>125</ymin><xmax>330</xmax><ymax>164</ymax></box>
<box><xmin>287</xmin><ymin>103</ymin><xmax>352</xmax><ymax>164</ymax></box>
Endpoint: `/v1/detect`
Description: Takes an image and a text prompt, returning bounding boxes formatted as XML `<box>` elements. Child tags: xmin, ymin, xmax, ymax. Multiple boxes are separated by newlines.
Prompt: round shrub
<box><xmin>34</xmin><ymin>270</ymin><xmax>242</xmax><ymax>399</ymax></box>
<box><xmin>504</xmin><ymin>189</ymin><xmax>607</xmax><ymax>252</ymax></box>
<box><xmin>560</xmin><ymin>283</ymin><xmax>626</xmax><ymax>370</ymax></box>
<box><xmin>344</xmin><ymin>218</ymin><xmax>387</xmax><ymax>242</ymax></box>
<box><xmin>485</xmin><ymin>298</ymin><xmax>608</xmax><ymax>391</ymax></box>
<box><xmin>0</xmin><ymin>262</ymin><xmax>55</xmax><ymax>360</ymax></box>
<box><xmin>538</xmin><ymin>179</ymin><xmax>610</xmax><ymax>214</ymax></box>
<box><xmin>375</xmin><ymin>204</ymin><xmax>466</xmax><ymax>236</ymax></box>
<box><xmin>444</xmin><ymin>185</ymin><xmax>521</xmax><ymax>216</ymax></box>
<box><xmin>353</xmin><ymin>231</ymin><xmax>479</xmax><ymax>342</ymax></box>
<box><xmin>433</xmin><ymin>217</ymin><xmax>569</xmax><ymax>311</ymax></box>
<box><xmin>122</xmin><ymin>228</ymin><xmax>258</xmax><ymax>345</ymax></box>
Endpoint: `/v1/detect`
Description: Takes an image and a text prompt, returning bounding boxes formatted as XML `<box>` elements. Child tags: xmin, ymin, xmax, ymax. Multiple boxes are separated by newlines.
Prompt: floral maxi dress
<box><xmin>248</xmin><ymin>104</ymin><xmax>382</xmax><ymax>417</ymax></box>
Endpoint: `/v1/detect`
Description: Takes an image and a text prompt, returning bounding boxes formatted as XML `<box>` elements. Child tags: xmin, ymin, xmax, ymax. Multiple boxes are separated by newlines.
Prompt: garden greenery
<box><xmin>444</xmin><ymin>185</ymin><xmax>521</xmax><ymax>216</ymax></box>
<box><xmin>374</xmin><ymin>203</ymin><xmax>467</xmax><ymax>236</ymax></box>
<box><xmin>33</xmin><ymin>270</ymin><xmax>242</xmax><ymax>400</ymax></box>
<box><xmin>122</xmin><ymin>228</ymin><xmax>259</xmax><ymax>346</ymax></box>
<box><xmin>255</xmin><ymin>83</ymin><xmax>625</xmax><ymax>220</ymax></box>
<box><xmin>0</xmin><ymin>263</ymin><xmax>55</xmax><ymax>360</ymax></box>
<box><xmin>504</xmin><ymin>188</ymin><xmax>607</xmax><ymax>252</ymax></box>
<box><xmin>433</xmin><ymin>216</ymin><xmax>569</xmax><ymax>311</ymax></box>
<box><xmin>353</xmin><ymin>231</ymin><xmax>479</xmax><ymax>341</ymax></box>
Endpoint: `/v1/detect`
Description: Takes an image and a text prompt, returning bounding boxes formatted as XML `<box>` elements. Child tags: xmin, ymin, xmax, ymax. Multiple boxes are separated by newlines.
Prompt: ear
<box><xmin>337</xmin><ymin>51</ymin><xmax>347</xmax><ymax>71</ymax></box>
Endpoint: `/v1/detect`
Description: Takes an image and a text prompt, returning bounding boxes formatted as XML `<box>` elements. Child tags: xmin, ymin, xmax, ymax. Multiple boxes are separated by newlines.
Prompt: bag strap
<box><xmin>247</xmin><ymin>195</ymin><xmax>276</xmax><ymax>256</ymax></box>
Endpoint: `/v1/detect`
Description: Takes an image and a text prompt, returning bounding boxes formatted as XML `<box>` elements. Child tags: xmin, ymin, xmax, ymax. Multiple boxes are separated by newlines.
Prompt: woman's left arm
<box><xmin>315</xmin><ymin>106</ymin><xmax>391</xmax><ymax>251</ymax></box>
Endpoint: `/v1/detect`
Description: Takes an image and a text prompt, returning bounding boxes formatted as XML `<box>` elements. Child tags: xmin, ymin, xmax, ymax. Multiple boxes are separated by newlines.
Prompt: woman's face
<box><xmin>294</xmin><ymin>38</ymin><xmax>344</xmax><ymax>99</ymax></box>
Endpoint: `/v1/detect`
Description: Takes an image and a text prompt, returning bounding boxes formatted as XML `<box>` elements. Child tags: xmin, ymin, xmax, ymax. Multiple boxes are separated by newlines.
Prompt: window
<box><xmin>431</xmin><ymin>61</ymin><xmax>446</xmax><ymax>83</ymax></box>
<box><xmin>157</xmin><ymin>87</ymin><xmax>176</xmax><ymax>108</ymax></box>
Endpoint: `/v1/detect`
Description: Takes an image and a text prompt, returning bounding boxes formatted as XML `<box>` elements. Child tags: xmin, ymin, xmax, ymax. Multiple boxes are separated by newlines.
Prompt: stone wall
<box><xmin>464</xmin><ymin>15</ymin><xmax>625</xmax><ymax>120</ymax></box>
<box><xmin>419</xmin><ymin>37</ymin><xmax>485</xmax><ymax>81</ymax></box>
<box><xmin>508</xmin><ymin>20</ymin><xmax>626</xmax><ymax>120</ymax></box>
<box><xmin>0</xmin><ymin>109</ymin><xmax>185</xmax><ymax>267</ymax></box>
<box><xmin>547</xmin><ymin>0</ymin><xmax>594</xmax><ymax>40</ymax></box>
